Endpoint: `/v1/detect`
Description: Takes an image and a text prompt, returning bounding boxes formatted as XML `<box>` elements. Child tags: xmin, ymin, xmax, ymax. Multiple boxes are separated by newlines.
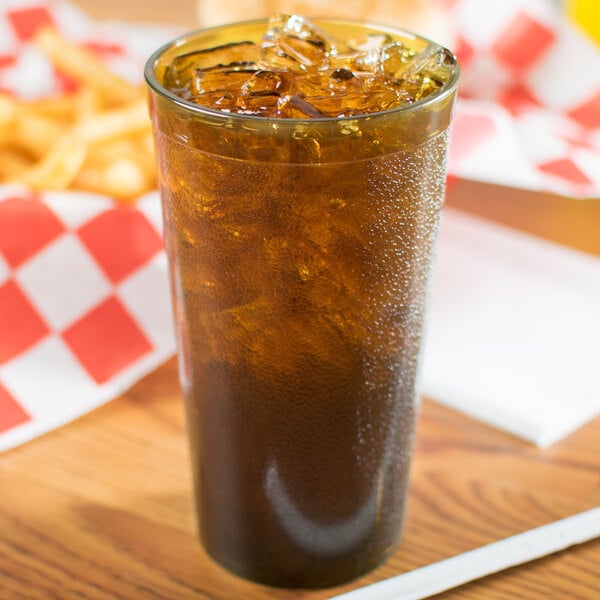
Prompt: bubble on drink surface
<box><xmin>163</xmin><ymin>15</ymin><xmax>456</xmax><ymax>118</ymax></box>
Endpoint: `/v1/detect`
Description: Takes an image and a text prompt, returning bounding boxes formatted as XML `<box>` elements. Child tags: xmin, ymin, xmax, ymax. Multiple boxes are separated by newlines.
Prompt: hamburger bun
<box><xmin>196</xmin><ymin>0</ymin><xmax>454</xmax><ymax>47</ymax></box>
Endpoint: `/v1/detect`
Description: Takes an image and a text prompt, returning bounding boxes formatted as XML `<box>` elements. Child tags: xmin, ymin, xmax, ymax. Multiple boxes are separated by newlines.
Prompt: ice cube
<box><xmin>381</xmin><ymin>46</ymin><xmax>452</xmax><ymax>102</ymax></box>
<box><xmin>189</xmin><ymin>91</ymin><xmax>237</xmax><ymax>111</ymax></box>
<box><xmin>349</xmin><ymin>33</ymin><xmax>394</xmax><ymax>52</ymax></box>
<box><xmin>290</xmin><ymin>69</ymin><xmax>402</xmax><ymax>117</ymax></box>
<box><xmin>236</xmin><ymin>70</ymin><xmax>292</xmax><ymax>113</ymax></box>
<box><xmin>377</xmin><ymin>42</ymin><xmax>409</xmax><ymax>78</ymax></box>
<box><xmin>182</xmin><ymin>63</ymin><xmax>262</xmax><ymax>111</ymax></box>
<box><xmin>292</xmin><ymin>69</ymin><xmax>363</xmax><ymax>97</ymax></box>
<box><xmin>398</xmin><ymin>43</ymin><xmax>452</xmax><ymax>80</ymax></box>
<box><xmin>163</xmin><ymin>40</ymin><xmax>260</xmax><ymax>89</ymax></box>
<box><xmin>277</xmin><ymin>94</ymin><xmax>326</xmax><ymax>118</ymax></box>
<box><xmin>260</xmin><ymin>14</ymin><xmax>334</xmax><ymax>71</ymax></box>
<box><xmin>309</xmin><ymin>91</ymin><xmax>400</xmax><ymax>117</ymax></box>
<box><xmin>330</xmin><ymin>41</ymin><xmax>406</xmax><ymax>77</ymax></box>
<box><xmin>193</xmin><ymin>66</ymin><xmax>258</xmax><ymax>94</ymax></box>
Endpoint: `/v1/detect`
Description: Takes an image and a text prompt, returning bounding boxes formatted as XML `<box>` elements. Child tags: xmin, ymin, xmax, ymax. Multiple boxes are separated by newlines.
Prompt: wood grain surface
<box><xmin>1</xmin><ymin>358</ymin><xmax>599</xmax><ymax>599</ymax></box>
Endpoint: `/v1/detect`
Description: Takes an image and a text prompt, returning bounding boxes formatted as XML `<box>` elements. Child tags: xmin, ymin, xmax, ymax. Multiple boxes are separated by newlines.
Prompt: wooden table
<box><xmin>1</xmin><ymin>358</ymin><xmax>599</xmax><ymax>600</ymax></box>
<box><xmin>2</xmin><ymin>1</ymin><xmax>599</xmax><ymax>598</ymax></box>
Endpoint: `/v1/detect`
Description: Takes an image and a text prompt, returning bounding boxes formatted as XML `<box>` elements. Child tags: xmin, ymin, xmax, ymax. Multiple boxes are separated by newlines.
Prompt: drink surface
<box><xmin>162</xmin><ymin>14</ymin><xmax>456</xmax><ymax>118</ymax></box>
<box><xmin>147</xmin><ymin>16</ymin><xmax>458</xmax><ymax>588</ymax></box>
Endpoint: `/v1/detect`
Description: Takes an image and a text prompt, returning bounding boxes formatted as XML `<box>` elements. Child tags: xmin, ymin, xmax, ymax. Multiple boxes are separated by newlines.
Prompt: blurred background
<box><xmin>73</xmin><ymin>0</ymin><xmax>599</xmax><ymax>45</ymax></box>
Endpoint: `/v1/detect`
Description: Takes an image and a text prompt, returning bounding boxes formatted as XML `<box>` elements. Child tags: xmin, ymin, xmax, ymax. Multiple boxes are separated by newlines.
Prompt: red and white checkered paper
<box><xmin>0</xmin><ymin>0</ymin><xmax>178</xmax><ymax>452</ymax></box>
<box><xmin>1</xmin><ymin>0</ymin><xmax>599</xmax><ymax>452</ymax></box>
<box><xmin>446</xmin><ymin>0</ymin><xmax>600</xmax><ymax>197</ymax></box>
<box><xmin>0</xmin><ymin>186</ymin><xmax>176</xmax><ymax>451</ymax></box>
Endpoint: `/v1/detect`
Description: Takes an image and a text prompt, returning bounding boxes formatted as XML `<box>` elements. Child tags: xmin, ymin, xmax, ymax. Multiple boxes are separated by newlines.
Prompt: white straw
<box><xmin>329</xmin><ymin>506</ymin><xmax>600</xmax><ymax>600</ymax></box>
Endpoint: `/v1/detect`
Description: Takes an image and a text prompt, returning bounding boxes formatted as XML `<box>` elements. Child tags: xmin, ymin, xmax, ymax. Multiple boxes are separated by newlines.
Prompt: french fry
<box><xmin>103</xmin><ymin>158</ymin><xmax>148</xmax><ymax>198</ymax></box>
<box><xmin>33</xmin><ymin>27</ymin><xmax>139</xmax><ymax>106</ymax></box>
<box><xmin>16</xmin><ymin>137</ymin><xmax>88</xmax><ymax>190</ymax></box>
<box><xmin>0</xmin><ymin>94</ymin><xmax>15</xmax><ymax>122</ymax></box>
<box><xmin>10</xmin><ymin>113</ymin><xmax>65</xmax><ymax>159</ymax></box>
<box><xmin>0</xmin><ymin>94</ymin><xmax>17</xmax><ymax>145</ymax></box>
<box><xmin>73</xmin><ymin>99</ymin><xmax>151</xmax><ymax>143</ymax></box>
<box><xmin>18</xmin><ymin>87</ymin><xmax>102</xmax><ymax>123</ymax></box>
<box><xmin>74</xmin><ymin>134</ymin><xmax>156</xmax><ymax>199</ymax></box>
<box><xmin>1</xmin><ymin>28</ymin><xmax>157</xmax><ymax>200</ymax></box>
<box><xmin>0</xmin><ymin>148</ymin><xmax>30</xmax><ymax>180</ymax></box>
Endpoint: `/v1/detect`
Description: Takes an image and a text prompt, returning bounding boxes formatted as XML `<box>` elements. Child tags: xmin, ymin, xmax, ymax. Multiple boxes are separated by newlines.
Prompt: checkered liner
<box><xmin>446</xmin><ymin>0</ymin><xmax>600</xmax><ymax>197</ymax></box>
<box><xmin>1</xmin><ymin>0</ymin><xmax>599</xmax><ymax>452</ymax></box>
<box><xmin>0</xmin><ymin>186</ymin><xmax>176</xmax><ymax>451</ymax></box>
<box><xmin>0</xmin><ymin>0</ymin><xmax>177</xmax><ymax>451</ymax></box>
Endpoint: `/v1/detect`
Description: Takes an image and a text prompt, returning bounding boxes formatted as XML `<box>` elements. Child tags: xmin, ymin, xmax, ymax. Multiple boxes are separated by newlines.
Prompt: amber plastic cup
<box><xmin>145</xmin><ymin>19</ymin><xmax>459</xmax><ymax>588</ymax></box>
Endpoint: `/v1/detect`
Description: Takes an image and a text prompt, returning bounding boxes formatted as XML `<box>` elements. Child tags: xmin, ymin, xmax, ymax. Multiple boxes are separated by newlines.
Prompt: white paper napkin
<box><xmin>422</xmin><ymin>207</ymin><xmax>600</xmax><ymax>447</ymax></box>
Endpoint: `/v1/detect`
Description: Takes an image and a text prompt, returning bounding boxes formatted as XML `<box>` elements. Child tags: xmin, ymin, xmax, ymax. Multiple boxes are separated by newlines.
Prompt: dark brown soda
<box><xmin>154</xmin><ymin>129</ymin><xmax>450</xmax><ymax>587</ymax></box>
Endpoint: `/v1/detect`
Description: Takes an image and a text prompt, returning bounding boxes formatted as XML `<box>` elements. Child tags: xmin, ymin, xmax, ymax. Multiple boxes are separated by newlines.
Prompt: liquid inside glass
<box><xmin>146</xmin><ymin>15</ymin><xmax>459</xmax><ymax>588</ymax></box>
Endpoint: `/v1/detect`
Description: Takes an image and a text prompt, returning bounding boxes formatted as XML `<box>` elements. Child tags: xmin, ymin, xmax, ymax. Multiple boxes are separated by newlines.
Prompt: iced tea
<box><xmin>146</xmin><ymin>16</ymin><xmax>458</xmax><ymax>588</ymax></box>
